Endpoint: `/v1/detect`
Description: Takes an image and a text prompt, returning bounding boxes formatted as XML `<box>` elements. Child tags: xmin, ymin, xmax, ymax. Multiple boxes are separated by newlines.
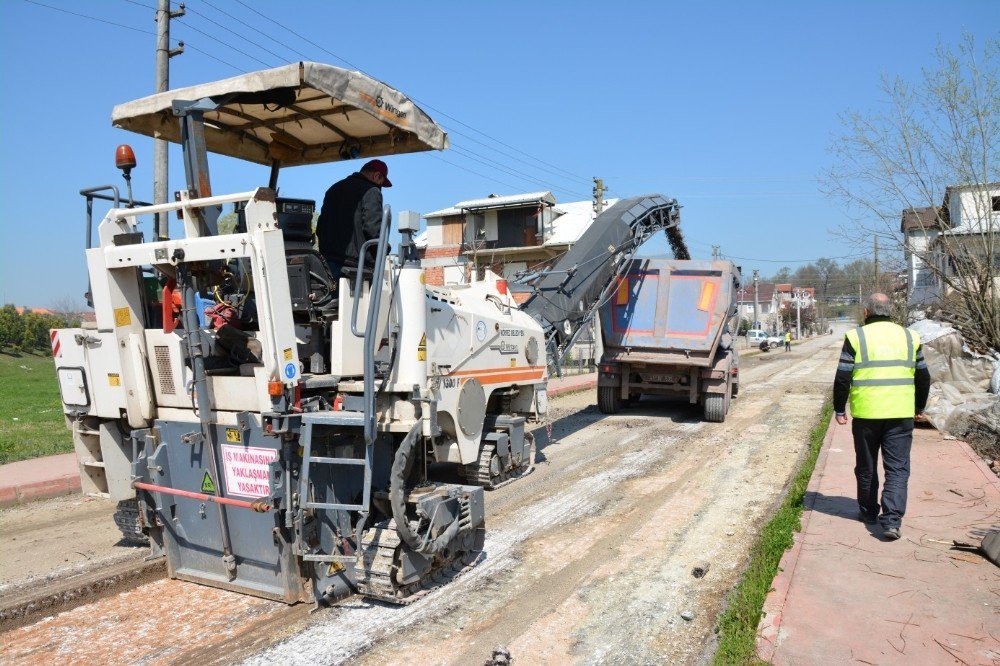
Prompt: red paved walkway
<box><xmin>758</xmin><ymin>417</ymin><xmax>1000</xmax><ymax>665</ymax></box>
<box><xmin>546</xmin><ymin>371</ymin><xmax>596</xmax><ymax>397</ymax></box>
<box><xmin>0</xmin><ymin>452</ymin><xmax>79</xmax><ymax>507</ymax></box>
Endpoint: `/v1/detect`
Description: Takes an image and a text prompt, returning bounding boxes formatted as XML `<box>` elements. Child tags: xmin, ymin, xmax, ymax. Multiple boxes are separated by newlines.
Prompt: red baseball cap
<box><xmin>361</xmin><ymin>159</ymin><xmax>392</xmax><ymax>187</ymax></box>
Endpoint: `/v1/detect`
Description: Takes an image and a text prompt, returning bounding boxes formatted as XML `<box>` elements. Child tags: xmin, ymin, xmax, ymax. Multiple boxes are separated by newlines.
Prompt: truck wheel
<box><xmin>598</xmin><ymin>385</ymin><xmax>622</xmax><ymax>414</ymax></box>
<box><xmin>704</xmin><ymin>393</ymin><xmax>726</xmax><ymax>423</ymax></box>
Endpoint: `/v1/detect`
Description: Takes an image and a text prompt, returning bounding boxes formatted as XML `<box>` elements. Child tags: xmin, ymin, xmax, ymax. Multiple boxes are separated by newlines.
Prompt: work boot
<box><xmin>883</xmin><ymin>526</ymin><xmax>901</xmax><ymax>541</ymax></box>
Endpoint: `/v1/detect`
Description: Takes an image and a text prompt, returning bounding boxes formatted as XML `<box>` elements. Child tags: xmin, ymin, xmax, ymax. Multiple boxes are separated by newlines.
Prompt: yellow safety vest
<box><xmin>845</xmin><ymin>321</ymin><xmax>919</xmax><ymax>419</ymax></box>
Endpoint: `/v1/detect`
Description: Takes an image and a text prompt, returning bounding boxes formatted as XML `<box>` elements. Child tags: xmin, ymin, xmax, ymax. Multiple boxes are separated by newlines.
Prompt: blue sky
<box><xmin>1</xmin><ymin>0</ymin><xmax>997</xmax><ymax>307</ymax></box>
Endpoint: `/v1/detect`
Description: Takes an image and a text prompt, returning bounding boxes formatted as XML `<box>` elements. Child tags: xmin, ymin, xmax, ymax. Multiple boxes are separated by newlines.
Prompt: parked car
<box><xmin>747</xmin><ymin>329</ymin><xmax>781</xmax><ymax>348</ymax></box>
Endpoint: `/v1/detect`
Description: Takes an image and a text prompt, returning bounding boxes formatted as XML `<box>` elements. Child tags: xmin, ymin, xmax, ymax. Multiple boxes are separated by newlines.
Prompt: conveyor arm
<box><xmin>514</xmin><ymin>194</ymin><xmax>688</xmax><ymax>371</ymax></box>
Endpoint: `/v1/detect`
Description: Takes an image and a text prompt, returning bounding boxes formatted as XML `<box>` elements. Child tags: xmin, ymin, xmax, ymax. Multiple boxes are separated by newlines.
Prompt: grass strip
<box><xmin>712</xmin><ymin>399</ymin><xmax>834</xmax><ymax>665</ymax></box>
<box><xmin>0</xmin><ymin>352</ymin><xmax>71</xmax><ymax>464</ymax></box>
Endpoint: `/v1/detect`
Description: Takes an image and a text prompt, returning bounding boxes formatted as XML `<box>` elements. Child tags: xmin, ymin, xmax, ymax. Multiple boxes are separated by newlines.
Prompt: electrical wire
<box><xmin>220</xmin><ymin>0</ymin><xmax>594</xmax><ymax>190</ymax></box>
<box><xmin>25</xmin><ymin>0</ymin><xmax>156</xmax><ymax>35</ymax></box>
<box><xmin>428</xmin><ymin>154</ymin><xmax>525</xmax><ymax>193</ymax></box>
<box><xmin>119</xmin><ymin>0</ymin><xmax>272</xmax><ymax>69</ymax></box>
<box><xmin>27</xmin><ymin>0</ymin><xmax>245</xmax><ymax>73</ymax></box>
<box><xmin>450</xmin><ymin>145</ymin><xmax>592</xmax><ymax>199</ymax></box>
<box><xmin>722</xmin><ymin>251</ymin><xmax>870</xmax><ymax>264</ymax></box>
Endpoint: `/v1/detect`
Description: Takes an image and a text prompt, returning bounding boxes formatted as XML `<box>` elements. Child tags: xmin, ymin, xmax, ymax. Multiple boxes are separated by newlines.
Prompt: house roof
<box><xmin>422</xmin><ymin>191</ymin><xmax>555</xmax><ymax>218</ymax></box>
<box><xmin>544</xmin><ymin>199</ymin><xmax>619</xmax><ymax>246</ymax></box>
<box><xmin>415</xmin><ymin>194</ymin><xmax>617</xmax><ymax>250</ymax></box>
<box><xmin>736</xmin><ymin>283</ymin><xmax>776</xmax><ymax>303</ymax></box>
<box><xmin>944</xmin><ymin>181</ymin><xmax>1000</xmax><ymax>195</ymax></box>
<box><xmin>900</xmin><ymin>206</ymin><xmax>942</xmax><ymax>233</ymax></box>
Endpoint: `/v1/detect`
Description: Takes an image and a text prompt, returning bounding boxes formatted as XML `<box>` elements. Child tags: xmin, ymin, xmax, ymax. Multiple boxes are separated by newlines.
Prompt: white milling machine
<box><xmin>51</xmin><ymin>63</ymin><xmax>683</xmax><ymax>605</ymax></box>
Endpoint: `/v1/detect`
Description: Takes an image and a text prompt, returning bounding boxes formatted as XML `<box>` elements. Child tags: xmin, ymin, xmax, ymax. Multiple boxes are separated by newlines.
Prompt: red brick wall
<box><xmin>425</xmin><ymin>266</ymin><xmax>445</xmax><ymax>286</ymax></box>
<box><xmin>422</xmin><ymin>245</ymin><xmax>462</xmax><ymax>259</ymax></box>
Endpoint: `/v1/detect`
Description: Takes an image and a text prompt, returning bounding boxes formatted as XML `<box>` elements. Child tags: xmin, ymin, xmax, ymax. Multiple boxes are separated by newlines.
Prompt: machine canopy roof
<box><xmin>112</xmin><ymin>62</ymin><xmax>449</xmax><ymax>167</ymax></box>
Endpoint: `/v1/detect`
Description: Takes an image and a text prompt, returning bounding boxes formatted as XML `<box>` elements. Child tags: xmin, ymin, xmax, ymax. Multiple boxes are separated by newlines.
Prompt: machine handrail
<box><xmin>350</xmin><ymin>238</ymin><xmax>381</xmax><ymax>338</ymax></box>
<box><xmin>107</xmin><ymin>189</ymin><xmax>259</xmax><ymax>221</ymax></box>
<box><xmin>362</xmin><ymin>206</ymin><xmax>392</xmax><ymax>446</ymax></box>
<box><xmin>81</xmin><ymin>185</ymin><xmax>121</xmax><ymax>251</ymax></box>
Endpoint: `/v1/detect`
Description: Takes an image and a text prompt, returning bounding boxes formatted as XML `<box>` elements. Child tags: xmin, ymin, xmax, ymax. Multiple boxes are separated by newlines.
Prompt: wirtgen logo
<box><xmin>359</xmin><ymin>91</ymin><xmax>410</xmax><ymax>126</ymax></box>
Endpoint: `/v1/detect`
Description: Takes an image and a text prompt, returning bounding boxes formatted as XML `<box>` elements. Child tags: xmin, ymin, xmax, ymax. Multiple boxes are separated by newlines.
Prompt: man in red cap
<box><xmin>316</xmin><ymin>159</ymin><xmax>392</xmax><ymax>281</ymax></box>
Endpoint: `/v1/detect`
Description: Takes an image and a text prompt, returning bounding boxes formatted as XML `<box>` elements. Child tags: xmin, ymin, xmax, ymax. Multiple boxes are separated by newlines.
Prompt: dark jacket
<box><xmin>833</xmin><ymin>315</ymin><xmax>931</xmax><ymax>416</ymax></box>
<box><xmin>316</xmin><ymin>172</ymin><xmax>383</xmax><ymax>267</ymax></box>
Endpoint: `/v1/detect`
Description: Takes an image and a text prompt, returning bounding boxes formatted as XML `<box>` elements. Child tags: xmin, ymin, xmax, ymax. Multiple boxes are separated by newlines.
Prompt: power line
<box><xmin>121</xmin><ymin>0</ymin><xmax>272</xmax><ymax>70</ymax></box>
<box><xmin>182</xmin><ymin>2</ymin><xmax>289</xmax><ymax>66</ymax></box>
<box><xmin>723</xmin><ymin>252</ymin><xmax>870</xmax><ymax>264</ymax></box>
<box><xmin>26</xmin><ymin>0</ymin><xmax>244</xmax><ymax>73</ymax></box>
<box><xmin>428</xmin><ymin>154</ymin><xmax>524</xmax><ymax>193</ymax></box>
<box><xmin>224</xmin><ymin>0</ymin><xmax>593</xmax><ymax>188</ymax></box>
<box><xmin>201</xmin><ymin>0</ymin><xmax>592</xmax><ymax>194</ymax></box>
<box><xmin>450</xmin><ymin>145</ymin><xmax>591</xmax><ymax>199</ymax></box>
<box><xmin>25</xmin><ymin>0</ymin><xmax>156</xmax><ymax>36</ymax></box>
<box><xmin>170</xmin><ymin>13</ymin><xmax>273</xmax><ymax>69</ymax></box>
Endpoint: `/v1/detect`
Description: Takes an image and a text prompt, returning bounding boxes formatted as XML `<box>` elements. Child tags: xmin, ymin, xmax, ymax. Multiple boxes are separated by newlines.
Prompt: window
<box><xmin>992</xmin><ymin>195</ymin><xmax>1000</xmax><ymax>213</ymax></box>
<box><xmin>497</xmin><ymin>207</ymin><xmax>540</xmax><ymax>248</ymax></box>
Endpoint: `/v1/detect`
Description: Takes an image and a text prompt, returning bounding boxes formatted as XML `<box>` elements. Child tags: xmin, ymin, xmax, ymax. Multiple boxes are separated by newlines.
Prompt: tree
<box><xmin>0</xmin><ymin>305</ymin><xmax>24</xmax><ymax>350</ymax></box>
<box><xmin>50</xmin><ymin>296</ymin><xmax>85</xmax><ymax>327</ymax></box>
<box><xmin>825</xmin><ymin>35</ymin><xmax>999</xmax><ymax>351</ymax></box>
<box><xmin>771</xmin><ymin>266</ymin><xmax>792</xmax><ymax>283</ymax></box>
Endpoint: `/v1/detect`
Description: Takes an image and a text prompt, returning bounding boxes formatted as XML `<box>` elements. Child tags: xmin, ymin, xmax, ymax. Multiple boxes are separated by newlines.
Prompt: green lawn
<box><xmin>0</xmin><ymin>351</ymin><xmax>73</xmax><ymax>464</ymax></box>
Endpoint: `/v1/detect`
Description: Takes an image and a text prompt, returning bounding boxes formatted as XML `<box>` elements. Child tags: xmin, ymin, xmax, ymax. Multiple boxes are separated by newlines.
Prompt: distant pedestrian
<box><xmin>833</xmin><ymin>293</ymin><xmax>931</xmax><ymax>540</ymax></box>
<box><xmin>784</xmin><ymin>330</ymin><xmax>792</xmax><ymax>351</ymax></box>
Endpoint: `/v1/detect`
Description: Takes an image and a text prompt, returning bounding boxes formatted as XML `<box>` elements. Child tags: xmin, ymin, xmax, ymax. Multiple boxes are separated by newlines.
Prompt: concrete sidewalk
<box><xmin>757</xmin><ymin>418</ymin><xmax>1000</xmax><ymax>665</ymax></box>
<box><xmin>0</xmin><ymin>452</ymin><xmax>79</xmax><ymax>508</ymax></box>
<box><xmin>0</xmin><ymin>372</ymin><xmax>598</xmax><ymax>509</ymax></box>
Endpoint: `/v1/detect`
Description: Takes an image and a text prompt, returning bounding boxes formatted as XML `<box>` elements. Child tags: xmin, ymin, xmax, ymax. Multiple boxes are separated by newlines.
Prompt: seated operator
<box><xmin>315</xmin><ymin>159</ymin><xmax>391</xmax><ymax>282</ymax></box>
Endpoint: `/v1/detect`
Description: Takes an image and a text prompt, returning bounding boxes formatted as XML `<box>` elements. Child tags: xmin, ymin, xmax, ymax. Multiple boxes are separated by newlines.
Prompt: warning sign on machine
<box><xmin>220</xmin><ymin>444</ymin><xmax>278</xmax><ymax>498</ymax></box>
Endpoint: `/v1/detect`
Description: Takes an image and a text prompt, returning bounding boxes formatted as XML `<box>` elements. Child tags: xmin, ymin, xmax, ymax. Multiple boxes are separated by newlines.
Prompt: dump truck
<box><xmin>596</xmin><ymin>258</ymin><xmax>741</xmax><ymax>422</ymax></box>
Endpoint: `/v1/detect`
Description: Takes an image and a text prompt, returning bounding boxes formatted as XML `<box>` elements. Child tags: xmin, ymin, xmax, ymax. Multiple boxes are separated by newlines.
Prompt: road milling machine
<box><xmin>50</xmin><ymin>62</ymin><xmax>686</xmax><ymax>606</ymax></box>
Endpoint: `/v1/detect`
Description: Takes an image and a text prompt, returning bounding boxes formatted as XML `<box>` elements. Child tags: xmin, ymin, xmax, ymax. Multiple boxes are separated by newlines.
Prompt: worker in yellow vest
<box><xmin>784</xmin><ymin>330</ymin><xmax>792</xmax><ymax>351</ymax></box>
<box><xmin>833</xmin><ymin>293</ymin><xmax>930</xmax><ymax>540</ymax></box>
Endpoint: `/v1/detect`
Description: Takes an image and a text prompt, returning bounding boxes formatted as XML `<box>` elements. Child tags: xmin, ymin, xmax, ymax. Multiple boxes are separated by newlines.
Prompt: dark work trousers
<box><xmin>852</xmin><ymin>417</ymin><xmax>914</xmax><ymax>528</ymax></box>
<box><xmin>326</xmin><ymin>257</ymin><xmax>344</xmax><ymax>282</ymax></box>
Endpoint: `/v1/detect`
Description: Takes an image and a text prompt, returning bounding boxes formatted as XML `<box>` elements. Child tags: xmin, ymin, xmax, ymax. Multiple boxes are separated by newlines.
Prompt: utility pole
<box><xmin>592</xmin><ymin>177</ymin><xmax>606</xmax><ymax>216</ymax></box>
<box><xmin>752</xmin><ymin>269</ymin><xmax>760</xmax><ymax>331</ymax></box>
<box><xmin>154</xmin><ymin>0</ymin><xmax>185</xmax><ymax>239</ymax></box>
<box><xmin>795</xmin><ymin>289</ymin><xmax>801</xmax><ymax>340</ymax></box>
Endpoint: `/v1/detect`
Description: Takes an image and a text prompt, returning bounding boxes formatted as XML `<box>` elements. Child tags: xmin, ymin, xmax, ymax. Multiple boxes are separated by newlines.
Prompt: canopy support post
<box><xmin>268</xmin><ymin>160</ymin><xmax>281</xmax><ymax>191</ymax></box>
<box><xmin>172</xmin><ymin>98</ymin><xmax>221</xmax><ymax>236</ymax></box>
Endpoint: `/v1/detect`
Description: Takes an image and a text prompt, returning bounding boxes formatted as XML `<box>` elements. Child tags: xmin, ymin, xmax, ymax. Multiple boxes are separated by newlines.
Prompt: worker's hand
<box><xmin>835</xmin><ymin>414</ymin><xmax>848</xmax><ymax>426</ymax></box>
<box><xmin>915</xmin><ymin>411</ymin><xmax>927</xmax><ymax>423</ymax></box>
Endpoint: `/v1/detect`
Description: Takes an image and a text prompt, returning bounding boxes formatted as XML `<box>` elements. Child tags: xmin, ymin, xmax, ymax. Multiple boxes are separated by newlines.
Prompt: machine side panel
<box><xmin>52</xmin><ymin>328</ymin><xmax>127</xmax><ymax>419</ymax></box>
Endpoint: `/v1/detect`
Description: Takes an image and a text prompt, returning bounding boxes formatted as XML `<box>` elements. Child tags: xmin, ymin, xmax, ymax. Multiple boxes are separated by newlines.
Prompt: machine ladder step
<box><xmin>296</xmin><ymin>412</ymin><xmax>374</xmax><ymax>558</ymax></box>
